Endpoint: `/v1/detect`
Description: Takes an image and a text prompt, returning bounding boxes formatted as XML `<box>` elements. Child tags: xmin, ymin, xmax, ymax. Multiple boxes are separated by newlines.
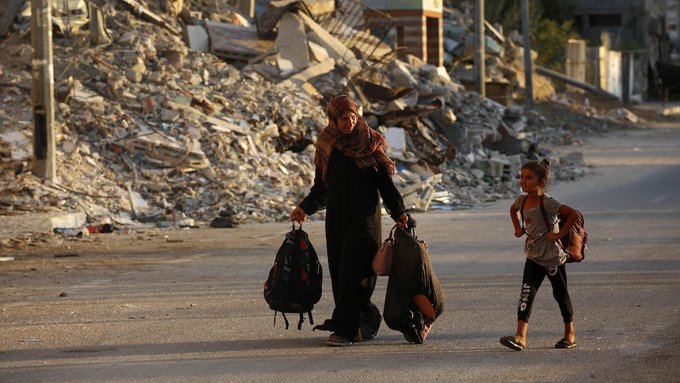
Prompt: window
<box><xmin>589</xmin><ymin>14</ymin><xmax>622</xmax><ymax>27</ymax></box>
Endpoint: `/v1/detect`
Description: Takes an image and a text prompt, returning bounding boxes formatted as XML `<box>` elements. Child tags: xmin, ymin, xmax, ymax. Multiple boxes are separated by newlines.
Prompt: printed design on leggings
<box><xmin>547</xmin><ymin>266</ymin><xmax>558</xmax><ymax>276</ymax></box>
<box><xmin>518</xmin><ymin>283</ymin><xmax>531</xmax><ymax>312</ymax></box>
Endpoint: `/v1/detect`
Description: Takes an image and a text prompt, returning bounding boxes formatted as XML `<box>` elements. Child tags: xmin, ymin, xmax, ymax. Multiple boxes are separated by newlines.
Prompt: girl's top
<box><xmin>512</xmin><ymin>194</ymin><xmax>567</xmax><ymax>268</ymax></box>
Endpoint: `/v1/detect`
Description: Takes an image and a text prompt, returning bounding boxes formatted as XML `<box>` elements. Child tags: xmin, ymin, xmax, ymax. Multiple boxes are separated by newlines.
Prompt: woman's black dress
<box><xmin>299</xmin><ymin>148</ymin><xmax>405</xmax><ymax>340</ymax></box>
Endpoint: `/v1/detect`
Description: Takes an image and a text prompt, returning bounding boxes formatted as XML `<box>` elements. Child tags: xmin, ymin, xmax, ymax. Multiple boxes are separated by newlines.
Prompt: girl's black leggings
<box><xmin>517</xmin><ymin>258</ymin><xmax>574</xmax><ymax>323</ymax></box>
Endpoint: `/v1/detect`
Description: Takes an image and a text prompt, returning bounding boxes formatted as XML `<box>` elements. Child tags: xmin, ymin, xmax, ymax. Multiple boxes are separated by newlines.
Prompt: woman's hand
<box><xmin>397</xmin><ymin>213</ymin><xmax>417</xmax><ymax>229</ymax></box>
<box><xmin>290</xmin><ymin>206</ymin><xmax>306</xmax><ymax>224</ymax></box>
<box><xmin>397</xmin><ymin>213</ymin><xmax>408</xmax><ymax>228</ymax></box>
<box><xmin>515</xmin><ymin>227</ymin><xmax>525</xmax><ymax>237</ymax></box>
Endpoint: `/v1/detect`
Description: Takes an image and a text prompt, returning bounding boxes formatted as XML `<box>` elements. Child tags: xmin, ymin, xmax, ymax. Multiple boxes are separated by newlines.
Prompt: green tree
<box><xmin>473</xmin><ymin>0</ymin><xmax>578</xmax><ymax>71</ymax></box>
<box><xmin>532</xmin><ymin>18</ymin><xmax>578</xmax><ymax>72</ymax></box>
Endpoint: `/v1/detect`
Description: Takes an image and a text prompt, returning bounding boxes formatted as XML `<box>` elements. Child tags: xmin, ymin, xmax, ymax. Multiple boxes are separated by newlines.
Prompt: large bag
<box><xmin>264</xmin><ymin>223</ymin><xmax>322</xmax><ymax>329</ymax></box>
<box><xmin>520</xmin><ymin>195</ymin><xmax>588</xmax><ymax>263</ymax></box>
<box><xmin>383</xmin><ymin>226</ymin><xmax>444</xmax><ymax>344</ymax></box>
<box><xmin>372</xmin><ymin>224</ymin><xmax>397</xmax><ymax>276</ymax></box>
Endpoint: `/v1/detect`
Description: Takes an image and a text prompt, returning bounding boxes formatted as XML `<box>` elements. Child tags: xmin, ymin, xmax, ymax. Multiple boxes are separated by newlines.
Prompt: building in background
<box><xmin>571</xmin><ymin>0</ymin><xmax>668</xmax><ymax>100</ymax></box>
<box><xmin>364</xmin><ymin>0</ymin><xmax>443</xmax><ymax>66</ymax></box>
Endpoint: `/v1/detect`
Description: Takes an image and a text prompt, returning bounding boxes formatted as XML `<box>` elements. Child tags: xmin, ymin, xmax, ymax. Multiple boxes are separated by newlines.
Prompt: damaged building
<box><xmin>0</xmin><ymin>0</ymin><xmax>635</xmax><ymax>248</ymax></box>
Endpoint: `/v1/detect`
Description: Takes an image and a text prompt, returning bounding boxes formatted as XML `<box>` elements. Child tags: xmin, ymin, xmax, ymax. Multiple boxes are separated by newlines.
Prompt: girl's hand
<box><xmin>290</xmin><ymin>206</ymin><xmax>306</xmax><ymax>224</ymax></box>
<box><xmin>546</xmin><ymin>232</ymin><xmax>561</xmax><ymax>242</ymax></box>
<box><xmin>515</xmin><ymin>227</ymin><xmax>525</xmax><ymax>237</ymax></box>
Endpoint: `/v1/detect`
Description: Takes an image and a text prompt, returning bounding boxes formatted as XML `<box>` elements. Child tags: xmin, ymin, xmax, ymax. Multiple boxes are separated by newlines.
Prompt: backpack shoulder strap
<box><xmin>538</xmin><ymin>195</ymin><xmax>551</xmax><ymax>230</ymax></box>
<box><xmin>519</xmin><ymin>195</ymin><xmax>527</xmax><ymax>229</ymax></box>
<box><xmin>539</xmin><ymin>195</ymin><xmax>564</xmax><ymax>247</ymax></box>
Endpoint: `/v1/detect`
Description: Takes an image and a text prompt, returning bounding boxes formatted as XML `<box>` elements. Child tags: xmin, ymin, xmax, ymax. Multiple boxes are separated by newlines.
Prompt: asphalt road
<box><xmin>1</xmin><ymin>122</ymin><xmax>679</xmax><ymax>382</ymax></box>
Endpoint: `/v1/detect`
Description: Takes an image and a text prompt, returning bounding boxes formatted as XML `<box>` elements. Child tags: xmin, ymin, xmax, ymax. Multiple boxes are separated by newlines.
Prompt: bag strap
<box><xmin>297</xmin><ymin>313</ymin><xmax>305</xmax><ymax>330</ymax></box>
<box><xmin>520</xmin><ymin>195</ymin><xmax>527</xmax><ymax>229</ymax></box>
<box><xmin>521</xmin><ymin>195</ymin><xmax>553</xmax><ymax>233</ymax></box>
<box><xmin>274</xmin><ymin>311</ymin><xmax>314</xmax><ymax>331</ymax></box>
<box><xmin>401</xmin><ymin>225</ymin><xmax>417</xmax><ymax>239</ymax></box>
<box><xmin>538</xmin><ymin>195</ymin><xmax>551</xmax><ymax>232</ymax></box>
<box><xmin>388</xmin><ymin>224</ymin><xmax>398</xmax><ymax>239</ymax></box>
<box><xmin>538</xmin><ymin>195</ymin><xmax>565</xmax><ymax>249</ymax></box>
<box><xmin>521</xmin><ymin>195</ymin><xmax>566</xmax><ymax>251</ymax></box>
<box><xmin>282</xmin><ymin>312</ymin><xmax>290</xmax><ymax>329</ymax></box>
<box><xmin>273</xmin><ymin>311</ymin><xmax>292</xmax><ymax>330</ymax></box>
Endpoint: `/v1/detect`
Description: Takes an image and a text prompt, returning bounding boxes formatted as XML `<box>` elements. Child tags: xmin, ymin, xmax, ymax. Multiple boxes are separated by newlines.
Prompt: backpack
<box><xmin>383</xmin><ymin>226</ymin><xmax>444</xmax><ymax>344</ymax></box>
<box><xmin>520</xmin><ymin>195</ymin><xmax>588</xmax><ymax>263</ymax></box>
<box><xmin>264</xmin><ymin>223</ymin><xmax>322</xmax><ymax>329</ymax></box>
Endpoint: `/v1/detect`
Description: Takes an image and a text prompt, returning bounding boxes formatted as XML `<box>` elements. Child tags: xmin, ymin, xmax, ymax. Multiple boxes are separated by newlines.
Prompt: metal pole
<box><xmin>31</xmin><ymin>0</ymin><xmax>57</xmax><ymax>182</ymax></box>
<box><xmin>520</xmin><ymin>0</ymin><xmax>533</xmax><ymax>109</ymax></box>
<box><xmin>474</xmin><ymin>0</ymin><xmax>485</xmax><ymax>96</ymax></box>
<box><xmin>535</xmin><ymin>65</ymin><xmax>619</xmax><ymax>99</ymax></box>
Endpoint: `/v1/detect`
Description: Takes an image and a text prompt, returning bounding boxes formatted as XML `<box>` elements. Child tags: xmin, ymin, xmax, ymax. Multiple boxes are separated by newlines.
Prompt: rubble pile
<box><xmin>0</xmin><ymin>0</ymin><xmax>632</xmax><ymax>244</ymax></box>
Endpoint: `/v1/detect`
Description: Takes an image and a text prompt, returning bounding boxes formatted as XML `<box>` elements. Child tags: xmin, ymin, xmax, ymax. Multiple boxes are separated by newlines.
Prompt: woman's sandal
<box><xmin>554</xmin><ymin>338</ymin><xmax>576</xmax><ymax>349</ymax></box>
<box><xmin>500</xmin><ymin>336</ymin><xmax>525</xmax><ymax>351</ymax></box>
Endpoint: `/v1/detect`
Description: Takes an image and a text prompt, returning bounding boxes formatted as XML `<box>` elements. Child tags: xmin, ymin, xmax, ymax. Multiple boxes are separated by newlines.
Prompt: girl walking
<box><xmin>500</xmin><ymin>159</ymin><xmax>579</xmax><ymax>351</ymax></box>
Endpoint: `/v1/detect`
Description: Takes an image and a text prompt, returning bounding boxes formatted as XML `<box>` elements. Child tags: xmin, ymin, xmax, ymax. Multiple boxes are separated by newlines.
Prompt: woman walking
<box><xmin>290</xmin><ymin>95</ymin><xmax>409</xmax><ymax>347</ymax></box>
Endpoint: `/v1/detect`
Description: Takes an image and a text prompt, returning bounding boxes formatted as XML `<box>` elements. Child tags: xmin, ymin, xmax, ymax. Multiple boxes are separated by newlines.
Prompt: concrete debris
<box><xmin>604</xmin><ymin>108</ymin><xmax>642</xmax><ymax>124</ymax></box>
<box><xmin>88</xmin><ymin>2</ymin><xmax>113</xmax><ymax>47</ymax></box>
<box><xmin>52</xmin><ymin>0</ymin><xmax>90</xmax><ymax>36</ymax></box>
<box><xmin>0</xmin><ymin>0</ymin><xmax>23</xmax><ymax>37</ymax></box>
<box><xmin>0</xmin><ymin>0</ymin><xmax>635</xmax><ymax>248</ymax></box>
<box><xmin>206</xmin><ymin>21</ymin><xmax>274</xmax><ymax>61</ymax></box>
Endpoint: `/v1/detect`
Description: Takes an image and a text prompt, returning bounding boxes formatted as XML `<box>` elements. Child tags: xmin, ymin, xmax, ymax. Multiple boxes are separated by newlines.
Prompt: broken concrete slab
<box><xmin>121</xmin><ymin>132</ymin><xmax>211</xmax><ymax>170</ymax></box>
<box><xmin>206</xmin><ymin>20</ymin><xmax>275</xmax><ymax>60</ymax></box>
<box><xmin>308</xmin><ymin>41</ymin><xmax>330</xmax><ymax>62</ymax></box>
<box><xmin>297</xmin><ymin>11</ymin><xmax>357</xmax><ymax>65</ymax></box>
<box><xmin>391</xmin><ymin>61</ymin><xmax>418</xmax><ymax>88</ymax></box>
<box><xmin>277</xmin><ymin>57</ymin><xmax>335</xmax><ymax>94</ymax></box>
<box><xmin>120</xmin><ymin>0</ymin><xmax>181</xmax><ymax>36</ymax></box>
<box><xmin>88</xmin><ymin>3</ymin><xmax>113</xmax><ymax>46</ymax></box>
<box><xmin>185</xmin><ymin>25</ymin><xmax>210</xmax><ymax>52</ymax></box>
<box><xmin>275</xmin><ymin>12</ymin><xmax>310</xmax><ymax>70</ymax></box>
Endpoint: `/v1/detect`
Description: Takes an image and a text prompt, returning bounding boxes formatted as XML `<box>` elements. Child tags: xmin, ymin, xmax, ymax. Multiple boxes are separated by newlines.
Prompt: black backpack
<box><xmin>520</xmin><ymin>195</ymin><xmax>588</xmax><ymax>263</ymax></box>
<box><xmin>264</xmin><ymin>223</ymin><xmax>322</xmax><ymax>329</ymax></box>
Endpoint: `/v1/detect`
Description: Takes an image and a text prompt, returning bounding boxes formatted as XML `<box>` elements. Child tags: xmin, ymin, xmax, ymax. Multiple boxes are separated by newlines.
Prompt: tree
<box><xmin>532</xmin><ymin>18</ymin><xmax>578</xmax><ymax>72</ymax></box>
<box><xmin>481</xmin><ymin>0</ymin><xmax>578</xmax><ymax>72</ymax></box>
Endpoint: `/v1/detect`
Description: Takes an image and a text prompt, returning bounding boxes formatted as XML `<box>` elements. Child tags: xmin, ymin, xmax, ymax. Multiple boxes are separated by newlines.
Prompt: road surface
<box><xmin>1</xmin><ymin>122</ymin><xmax>679</xmax><ymax>382</ymax></box>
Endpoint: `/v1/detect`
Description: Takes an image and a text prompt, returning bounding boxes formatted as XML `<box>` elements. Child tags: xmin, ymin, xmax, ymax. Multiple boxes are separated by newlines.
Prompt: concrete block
<box><xmin>275</xmin><ymin>12</ymin><xmax>310</xmax><ymax>70</ymax></box>
<box><xmin>186</xmin><ymin>25</ymin><xmax>210</xmax><ymax>52</ymax></box>
<box><xmin>50</xmin><ymin>212</ymin><xmax>88</xmax><ymax>231</ymax></box>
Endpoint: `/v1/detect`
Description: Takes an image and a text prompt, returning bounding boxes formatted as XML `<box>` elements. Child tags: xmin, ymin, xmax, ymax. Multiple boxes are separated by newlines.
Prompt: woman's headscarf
<box><xmin>314</xmin><ymin>95</ymin><xmax>395</xmax><ymax>181</ymax></box>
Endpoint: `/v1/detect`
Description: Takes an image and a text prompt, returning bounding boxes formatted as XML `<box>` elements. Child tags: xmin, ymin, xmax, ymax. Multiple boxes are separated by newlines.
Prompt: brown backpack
<box><xmin>520</xmin><ymin>195</ymin><xmax>588</xmax><ymax>263</ymax></box>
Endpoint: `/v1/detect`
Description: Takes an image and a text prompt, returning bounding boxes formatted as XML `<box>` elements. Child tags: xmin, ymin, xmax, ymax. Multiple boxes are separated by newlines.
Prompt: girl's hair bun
<box><xmin>541</xmin><ymin>158</ymin><xmax>551</xmax><ymax>168</ymax></box>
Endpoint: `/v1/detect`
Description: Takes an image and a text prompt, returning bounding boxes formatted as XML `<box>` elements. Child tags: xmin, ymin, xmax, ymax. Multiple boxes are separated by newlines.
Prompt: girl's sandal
<box><xmin>500</xmin><ymin>336</ymin><xmax>525</xmax><ymax>351</ymax></box>
<box><xmin>554</xmin><ymin>338</ymin><xmax>576</xmax><ymax>349</ymax></box>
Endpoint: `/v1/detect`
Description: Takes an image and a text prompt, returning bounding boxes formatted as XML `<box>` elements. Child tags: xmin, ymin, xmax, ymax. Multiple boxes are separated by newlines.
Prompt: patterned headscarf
<box><xmin>314</xmin><ymin>95</ymin><xmax>395</xmax><ymax>181</ymax></box>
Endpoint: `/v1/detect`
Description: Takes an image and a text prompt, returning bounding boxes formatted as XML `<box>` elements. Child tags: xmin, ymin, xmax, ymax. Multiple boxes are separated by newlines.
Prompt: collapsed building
<box><xmin>0</xmin><ymin>0</ymin><xmax>631</xmax><ymax>247</ymax></box>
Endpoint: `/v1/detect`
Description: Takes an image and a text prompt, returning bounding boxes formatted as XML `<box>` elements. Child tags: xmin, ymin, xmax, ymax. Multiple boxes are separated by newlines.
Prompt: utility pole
<box><xmin>520</xmin><ymin>0</ymin><xmax>533</xmax><ymax>109</ymax></box>
<box><xmin>31</xmin><ymin>0</ymin><xmax>57</xmax><ymax>181</ymax></box>
<box><xmin>474</xmin><ymin>0</ymin><xmax>485</xmax><ymax>96</ymax></box>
